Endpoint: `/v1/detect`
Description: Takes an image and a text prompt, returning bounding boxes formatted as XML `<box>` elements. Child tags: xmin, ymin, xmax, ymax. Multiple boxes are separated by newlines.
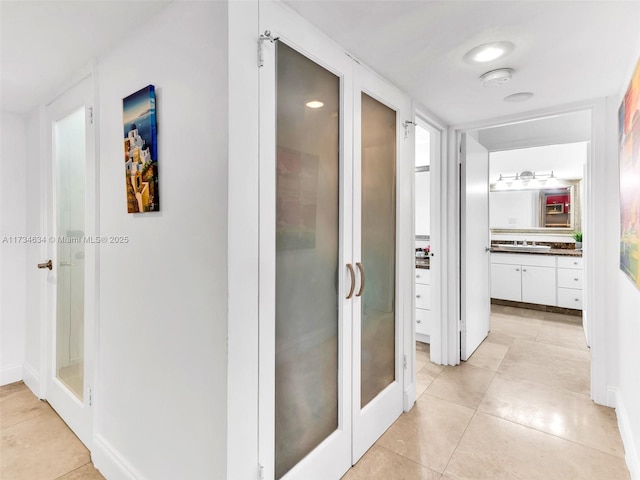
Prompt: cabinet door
<box><xmin>415</xmin><ymin>308</ymin><xmax>430</xmax><ymax>336</ymax></box>
<box><xmin>521</xmin><ymin>266</ymin><xmax>556</xmax><ymax>306</ymax></box>
<box><xmin>490</xmin><ymin>263</ymin><xmax>522</xmax><ymax>301</ymax></box>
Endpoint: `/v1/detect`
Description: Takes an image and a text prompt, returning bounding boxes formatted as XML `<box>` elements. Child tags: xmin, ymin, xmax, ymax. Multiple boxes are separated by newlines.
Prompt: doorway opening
<box><xmin>459</xmin><ymin>107</ymin><xmax>592</xmax><ymax>364</ymax></box>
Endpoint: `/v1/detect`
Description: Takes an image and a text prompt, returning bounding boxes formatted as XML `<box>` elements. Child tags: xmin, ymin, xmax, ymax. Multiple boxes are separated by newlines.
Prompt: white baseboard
<box><xmin>404</xmin><ymin>382</ymin><xmax>416</xmax><ymax>412</ymax></box>
<box><xmin>607</xmin><ymin>386</ymin><xmax>618</xmax><ymax>408</ymax></box>
<box><xmin>616</xmin><ymin>393</ymin><xmax>640</xmax><ymax>480</ymax></box>
<box><xmin>0</xmin><ymin>363</ymin><xmax>23</xmax><ymax>386</ymax></box>
<box><xmin>93</xmin><ymin>434</ymin><xmax>147</xmax><ymax>480</ymax></box>
<box><xmin>22</xmin><ymin>362</ymin><xmax>41</xmax><ymax>398</ymax></box>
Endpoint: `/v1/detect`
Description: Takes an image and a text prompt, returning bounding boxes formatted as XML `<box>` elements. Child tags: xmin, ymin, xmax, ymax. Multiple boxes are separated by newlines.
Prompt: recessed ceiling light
<box><xmin>463</xmin><ymin>41</ymin><xmax>515</xmax><ymax>64</ymax></box>
<box><xmin>306</xmin><ymin>101</ymin><xmax>324</xmax><ymax>108</ymax></box>
<box><xmin>504</xmin><ymin>92</ymin><xmax>534</xmax><ymax>102</ymax></box>
<box><xmin>480</xmin><ymin>68</ymin><xmax>514</xmax><ymax>87</ymax></box>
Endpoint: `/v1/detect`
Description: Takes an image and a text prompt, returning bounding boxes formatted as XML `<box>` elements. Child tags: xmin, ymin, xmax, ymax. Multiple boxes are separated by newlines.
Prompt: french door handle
<box><xmin>346</xmin><ymin>264</ymin><xmax>356</xmax><ymax>299</ymax></box>
<box><xmin>356</xmin><ymin>262</ymin><xmax>365</xmax><ymax>297</ymax></box>
<box><xmin>37</xmin><ymin>260</ymin><xmax>53</xmax><ymax>270</ymax></box>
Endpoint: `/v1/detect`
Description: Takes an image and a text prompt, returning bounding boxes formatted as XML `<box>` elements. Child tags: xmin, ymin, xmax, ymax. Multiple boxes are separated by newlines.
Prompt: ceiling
<box><xmin>2</xmin><ymin>1</ymin><xmax>639</xmax><ymax>128</ymax></box>
<box><xmin>285</xmin><ymin>0</ymin><xmax>640</xmax><ymax>125</ymax></box>
<box><xmin>0</xmin><ymin>1</ymin><xmax>172</xmax><ymax>114</ymax></box>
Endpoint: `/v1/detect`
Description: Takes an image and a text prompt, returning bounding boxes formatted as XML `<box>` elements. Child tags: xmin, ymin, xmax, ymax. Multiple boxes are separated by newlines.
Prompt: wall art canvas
<box><xmin>123</xmin><ymin>85</ymin><xmax>159</xmax><ymax>213</ymax></box>
<box><xmin>619</xmin><ymin>58</ymin><xmax>640</xmax><ymax>289</ymax></box>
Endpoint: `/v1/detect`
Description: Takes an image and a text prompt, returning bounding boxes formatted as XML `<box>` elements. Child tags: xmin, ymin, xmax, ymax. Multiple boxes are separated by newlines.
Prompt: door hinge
<box><xmin>88</xmin><ymin>106</ymin><xmax>94</xmax><ymax>124</ymax></box>
<box><xmin>258</xmin><ymin>463</ymin><xmax>264</xmax><ymax>480</ymax></box>
<box><xmin>258</xmin><ymin>30</ymin><xmax>279</xmax><ymax>67</ymax></box>
<box><xmin>403</xmin><ymin>354</ymin><xmax>408</xmax><ymax>370</ymax></box>
<box><xmin>88</xmin><ymin>387</ymin><xmax>92</xmax><ymax>406</ymax></box>
<box><xmin>402</xmin><ymin>120</ymin><xmax>415</xmax><ymax>140</ymax></box>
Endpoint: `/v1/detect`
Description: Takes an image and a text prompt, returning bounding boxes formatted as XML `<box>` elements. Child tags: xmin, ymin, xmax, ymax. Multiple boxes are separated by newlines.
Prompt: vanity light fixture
<box><xmin>306</xmin><ymin>100</ymin><xmax>324</xmax><ymax>108</ymax></box>
<box><xmin>463</xmin><ymin>41</ymin><xmax>515</xmax><ymax>64</ymax></box>
<box><xmin>494</xmin><ymin>171</ymin><xmax>557</xmax><ymax>190</ymax></box>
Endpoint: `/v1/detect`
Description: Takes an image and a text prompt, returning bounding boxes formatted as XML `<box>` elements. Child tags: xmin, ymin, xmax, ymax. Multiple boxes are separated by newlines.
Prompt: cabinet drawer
<box><xmin>416</xmin><ymin>308</ymin><xmax>430</xmax><ymax>335</ymax></box>
<box><xmin>416</xmin><ymin>284</ymin><xmax>431</xmax><ymax>310</ymax></box>
<box><xmin>415</xmin><ymin>268</ymin><xmax>431</xmax><ymax>285</ymax></box>
<box><xmin>557</xmin><ymin>256</ymin><xmax>583</xmax><ymax>269</ymax></box>
<box><xmin>491</xmin><ymin>253</ymin><xmax>556</xmax><ymax>267</ymax></box>
<box><xmin>558</xmin><ymin>268</ymin><xmax>583</xmax><ymax>289</ymax></box>
<box><xmin>557</xmin><ymin>288</ymin><xmax>582</xmax><ymax>310</ymax></box>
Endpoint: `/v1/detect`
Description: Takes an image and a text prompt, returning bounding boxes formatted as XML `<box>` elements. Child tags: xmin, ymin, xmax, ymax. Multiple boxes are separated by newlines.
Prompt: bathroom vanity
<box><xmin>490</xmin><ymin>247</ymin><xmax>583</xmax><ymax>312</ymax></box>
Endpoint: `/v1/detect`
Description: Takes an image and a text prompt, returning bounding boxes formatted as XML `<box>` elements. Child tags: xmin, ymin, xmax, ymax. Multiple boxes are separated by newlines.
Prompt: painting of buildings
<box><xmin>123</xmin><ymin>85</ymin><xmax>158</xmax><ymax>213</ymax></box>
<box><xmin>619</xmin><ymin>58</ymin><xmax>640</xmax><ymax>290</ymax></box>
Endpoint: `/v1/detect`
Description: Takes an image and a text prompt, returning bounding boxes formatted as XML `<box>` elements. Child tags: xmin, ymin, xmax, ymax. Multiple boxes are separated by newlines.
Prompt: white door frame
<box><xmin>41</xmin><ymin>65</ymin><xmax>99</xmax><ymax>448</ymax></box>
<box><xmin>447</xmin><ymin>99</ymin><xmax>612</xmax><ymax>406</ymax></box>
<box><xmin>413</xmin><ymin>109</ymin><xmax>447</xmax><ymax>367</ymax></box>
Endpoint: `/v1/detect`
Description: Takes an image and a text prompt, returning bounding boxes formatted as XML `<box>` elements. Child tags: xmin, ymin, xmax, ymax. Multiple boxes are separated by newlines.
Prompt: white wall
<box><xmin>92</xmin><ymin>2</ymin><xmax>228</xmax><ymax>479</ymax></box>
<box><xmin>489</xmin><ymin>141</ymin><xmax>587</xmax><ymax>184</ymax></box>
<box><xmin>0</xmin><ymin>112</ymin><xmax>27</xmax><ymax>385</ymax></box>
<box><xmin>612</xmin><ymin>54</ymin><xmax>640</xmax><ymax>477</ymax></box>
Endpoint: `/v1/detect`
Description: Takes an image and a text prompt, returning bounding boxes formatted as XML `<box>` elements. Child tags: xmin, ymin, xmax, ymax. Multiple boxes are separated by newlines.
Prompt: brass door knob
<box><xmin>37</xmin><ymin>260</ymin><xmax>52</xmax><ymax>270</ymax></box>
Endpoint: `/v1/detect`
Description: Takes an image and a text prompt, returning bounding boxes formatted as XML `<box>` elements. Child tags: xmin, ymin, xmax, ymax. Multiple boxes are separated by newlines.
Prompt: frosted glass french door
<box><xmin>44</xmin><ymin>74</ymin><xmax>96</xmax><ymax>449</ymax></box>
<box><xmin>258</xmin><ymin>2</ymin><xmax>410</xmax><ymax>478</ymax></box>
<box><xmin>258</xmin><ymin>3</ymin><xmax>354</xmax><ymax>479</ymax></box>
<box><xmin>351</xmin><ymin>66</ymin><xmax>410</xmax><ymax>462</ymax></box>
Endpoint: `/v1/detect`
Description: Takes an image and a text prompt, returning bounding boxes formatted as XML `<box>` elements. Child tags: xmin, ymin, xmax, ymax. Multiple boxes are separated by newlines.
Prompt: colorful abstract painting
<box><xmin>619</xmin><ymin>58</ymin><xmax>640</xmax><ymax>289</ymax></box>
<box><xmin>123</xmin><ymin>85</ymin><xmax>159</xmax><ymax>213</ymax></box>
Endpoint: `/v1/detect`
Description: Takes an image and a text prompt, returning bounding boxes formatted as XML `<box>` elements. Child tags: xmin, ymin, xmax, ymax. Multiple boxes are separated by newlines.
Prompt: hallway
<box><xmin>0</xmin><ymin>306</ymin><xmax>629</xmax><ymax>479</ymax></box>
<box><xmin>343</xmin><ymin>305</ymin><xmax>629</xmax><ymax>479</ymax></box>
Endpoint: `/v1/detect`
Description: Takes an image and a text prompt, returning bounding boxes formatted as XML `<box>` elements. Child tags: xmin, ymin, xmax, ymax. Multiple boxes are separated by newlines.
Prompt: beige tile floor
<box><xmin>0</xmin><ymin>382</ymin><xmax>105</xmax><ymax>480</ymax></box>
<box><xmin>343</xmin><ymin>305</ymin><xmax>630</xmax><ymax>480</ymax></box>
<box><xmin>0</xmin><ymin>305</ymin><xmax>629</xmax><ymax>480</ymax></box>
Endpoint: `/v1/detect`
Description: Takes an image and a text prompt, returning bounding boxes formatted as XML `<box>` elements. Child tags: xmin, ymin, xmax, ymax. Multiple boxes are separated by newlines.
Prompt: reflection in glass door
<box><xmin>54</xmin><ymin>107</ymin><xmax>86</xmax><ymax>400</ymax></box>
<box><xmin>274</xmin><ymin>42</ymin><xmax>340</xmax><ymax>479</ymax></box>
<box><xmin>360</xmin><ymin>93</ymin><xmax>396</xmax><ymax>407</ymax></box>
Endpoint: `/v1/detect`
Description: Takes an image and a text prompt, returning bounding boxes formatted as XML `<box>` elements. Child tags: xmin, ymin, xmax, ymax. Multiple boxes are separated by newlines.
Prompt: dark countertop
<box><xmin>490</xmin><ymin>246</ymin><xmax>583</xmax><ymax>257</ymax></box>
<box><xmin>415</xmin><ymin>258</ymin><xmax>430</xmax><ymax>269</ymax></box>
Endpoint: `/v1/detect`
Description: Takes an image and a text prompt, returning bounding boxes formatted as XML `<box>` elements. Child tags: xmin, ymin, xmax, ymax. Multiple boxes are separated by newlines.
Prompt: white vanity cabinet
<box><xmin>490</xmin><ymin>252</ymin><xmax>583</xmax><ymax>310</ymax></box>
<box><xmin>557</xmin><ymin>256</ymin><xmax>583</xmax><ymax>309</ymax></box>
<box><xmin>490</xmin><ymin>253</ymin><xmax>556</xmax><ymax>306</ymax></box>
<box><xmin>415</xmin><ymin>268</ymin><xmax>431</xmax><ymax>343</ymax></box>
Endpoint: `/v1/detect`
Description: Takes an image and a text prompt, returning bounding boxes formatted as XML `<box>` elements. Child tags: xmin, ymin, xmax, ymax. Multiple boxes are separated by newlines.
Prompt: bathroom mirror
<box><xmin>489</xmin><ymin>180</ymin><xmax>581</xmax><ymax>234</ymax></box>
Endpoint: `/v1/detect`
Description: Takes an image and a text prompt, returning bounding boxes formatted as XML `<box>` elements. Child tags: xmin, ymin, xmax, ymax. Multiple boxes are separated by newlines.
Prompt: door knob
<box><xmin>37</xmin><ymin>260</ymin><xmax>53</xmax><ymax>270</ymax></box>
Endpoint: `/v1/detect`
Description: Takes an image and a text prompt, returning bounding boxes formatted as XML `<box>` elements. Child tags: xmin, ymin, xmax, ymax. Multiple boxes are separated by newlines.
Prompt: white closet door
<box><xmin>351</xmin><ymin>65</ymin><xmax>412</xmax><ymax>462</ymax></box>
<box><xmin>258</xmin><ymin>2</ymin><xmax>354</xmax><ymax>479</ymax></box>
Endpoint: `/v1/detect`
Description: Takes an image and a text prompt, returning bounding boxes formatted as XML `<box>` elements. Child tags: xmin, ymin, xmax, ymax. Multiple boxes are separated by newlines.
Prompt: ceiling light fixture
<box><xmin>306</xmin><ymin>100</ymin><xmax>324</xmax><ymax>108</ymax></box>
<box><xmin>463</xmin><ymin>41</ymin><xmax>515</xmax><ymax>64</ymax></box>
<box><xmin>504</xmin><ymin>92</ymin><xmax>534</xmax><ymax>103</ymax></box>
<box><xmin>480</xmin><ymin>68</ymin><xmax>514</xmax><ymax>87</ymax></box>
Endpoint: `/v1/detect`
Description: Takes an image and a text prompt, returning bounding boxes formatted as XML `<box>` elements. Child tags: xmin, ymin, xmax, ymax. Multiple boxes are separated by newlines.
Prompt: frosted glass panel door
<box><xmin>351</xmin><ymin>68</ymin><xmax>409</xmax><ymax>463</ymax></box>
<box><xmin>360</xmin><ymin>93</ymin><xmax>396</xmax><ymax>407</ymax></box>
<box><xmin>44</xmin><ymin>74</ymin><xmax>95</xmax><ymax>449</ymax></box>
<box><xmin>274</xmin><ymin>42</ymin><xmax>340</xmax><ymax>479</ymax></box>
<box><xmin>55</xmin><ymin>107</ymin><xmax>86</xmax><ymax>400</ymax></box>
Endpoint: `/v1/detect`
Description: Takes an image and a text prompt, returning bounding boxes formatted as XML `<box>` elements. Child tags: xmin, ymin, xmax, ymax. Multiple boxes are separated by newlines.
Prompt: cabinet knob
<box><xmin>522</xmin><ymin>269</ymin><xmax>527</xmax><ymax>272</ymax></box>
<box><xmin>416</xmin><ymin>294</ymin><xmax>421</xmax><ymax>298</ymax></box>
<box><xmin>416</xmin><ymin>274</ymin><xmax>421</xmax><ymax>278</ymax></box>
<box><xmin>516</xmin><ymin>268</ymin><xmax>520</xmax><ymax>271</ymax></box>
<box><xmin>416</xmin><ymin>319</ymin><xmax>422</xmax><ymax>324</ymax></box>
<box><xmin>575</xmin><ymin>298</ymin><xmax>579</xmax><ymax>302</ymax></box>
<box><xmin>574</xmin><ymin>278</ymin><xmax>579</xmax><ymax>281</ymax></box>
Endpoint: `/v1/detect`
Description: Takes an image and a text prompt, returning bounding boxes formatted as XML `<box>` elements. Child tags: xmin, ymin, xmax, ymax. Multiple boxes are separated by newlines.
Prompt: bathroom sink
<box><xmin>495</xmin><ymin>244</ymin><xmax>552</xmax><ymax>253</ymax></box>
